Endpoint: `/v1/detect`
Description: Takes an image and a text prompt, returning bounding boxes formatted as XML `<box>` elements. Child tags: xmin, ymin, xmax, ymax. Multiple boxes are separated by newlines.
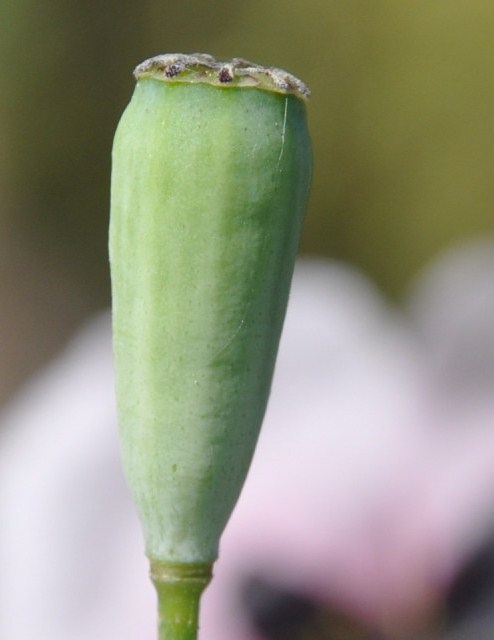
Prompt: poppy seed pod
<box><xmin>109</xmin><ymin>53</ymin><xmax>311</xmax><ymax>639</ymax></box>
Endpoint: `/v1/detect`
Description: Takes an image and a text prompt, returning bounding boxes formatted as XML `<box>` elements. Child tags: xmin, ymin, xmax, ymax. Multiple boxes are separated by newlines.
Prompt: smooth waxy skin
<box><xmin>110</xmin><ymin>72</ymin><xmax>311</xmax><ymax>566</ymax></box>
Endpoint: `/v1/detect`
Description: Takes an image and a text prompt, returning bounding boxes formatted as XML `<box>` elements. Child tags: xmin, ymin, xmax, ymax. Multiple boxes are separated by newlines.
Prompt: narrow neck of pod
<box><xmin>150</xmin><ymin>560</ymin><xmax>213</xmax><ymax>640</ymax></box>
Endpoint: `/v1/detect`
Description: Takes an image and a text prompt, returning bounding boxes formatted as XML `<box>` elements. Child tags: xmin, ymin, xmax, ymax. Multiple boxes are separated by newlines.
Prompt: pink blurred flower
<box><xmin>1</xmin><ymin>241</ymin><xmax>494</xmax><ymax>639</ymax></box>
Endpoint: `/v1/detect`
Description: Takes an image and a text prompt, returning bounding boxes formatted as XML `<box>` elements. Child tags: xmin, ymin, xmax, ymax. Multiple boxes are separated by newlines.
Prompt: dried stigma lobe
<box><xmin>134</xmin><ymin>53</ymin><xmax>310</xmax><ymax>99</ymax></box>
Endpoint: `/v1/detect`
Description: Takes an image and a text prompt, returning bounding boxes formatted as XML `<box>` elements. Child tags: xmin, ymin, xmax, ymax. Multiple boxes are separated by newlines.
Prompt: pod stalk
<box><xmin>151</xmin><ymin>561</ymin><xmax>212</xmax><ymax>640</ymax></box>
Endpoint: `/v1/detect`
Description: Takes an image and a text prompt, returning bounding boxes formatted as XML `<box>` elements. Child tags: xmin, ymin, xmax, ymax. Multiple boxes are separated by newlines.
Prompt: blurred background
<box><xmin>2</xmin><ymin>3</ymin><xmax>494</xmax><ymax>639</ymax></box>
<box><xmin>1</xmin><ymin>0</ymin><xmax>494</xmax><ymax>406</ymax></box>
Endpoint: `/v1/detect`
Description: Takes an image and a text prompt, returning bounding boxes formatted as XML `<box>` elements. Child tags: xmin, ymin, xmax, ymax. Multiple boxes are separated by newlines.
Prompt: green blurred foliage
<box><xmin>1</xmin><ymin>0</ymin><xmax>494</xmax><ymax>302</ymax></box>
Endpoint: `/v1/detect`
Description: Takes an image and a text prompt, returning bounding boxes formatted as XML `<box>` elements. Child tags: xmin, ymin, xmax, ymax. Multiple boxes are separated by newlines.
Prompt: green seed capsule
<box><xmin>109</xmin><ymin>53</ymin><xmax>311</xmax><ymax>637</ymax></box>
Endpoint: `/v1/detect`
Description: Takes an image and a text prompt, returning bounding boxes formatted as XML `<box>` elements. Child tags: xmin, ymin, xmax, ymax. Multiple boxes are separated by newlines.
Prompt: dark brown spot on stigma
<box><xmin>165</xmin><ymin>64</ymin><xmax>181</xmax><ymax>78</ymax></box>
<box><xmin>218</xmin><ymin>67</ymin><xmax>233</xmax><ymax>83</ymax></box>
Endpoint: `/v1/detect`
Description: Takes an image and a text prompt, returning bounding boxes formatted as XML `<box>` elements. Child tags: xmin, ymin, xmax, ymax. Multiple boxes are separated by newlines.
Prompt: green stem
<box><xmin>150</xmin><ymin>560</ymin><xmax>213</xmax><ymax>640</ymax></box>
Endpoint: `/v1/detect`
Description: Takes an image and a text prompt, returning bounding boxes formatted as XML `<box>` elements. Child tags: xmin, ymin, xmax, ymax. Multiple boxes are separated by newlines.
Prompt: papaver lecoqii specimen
<box><xmin>109</xmin><ymin>53</ymin><xmax>312</xmax><ymax>639</ymax></box>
